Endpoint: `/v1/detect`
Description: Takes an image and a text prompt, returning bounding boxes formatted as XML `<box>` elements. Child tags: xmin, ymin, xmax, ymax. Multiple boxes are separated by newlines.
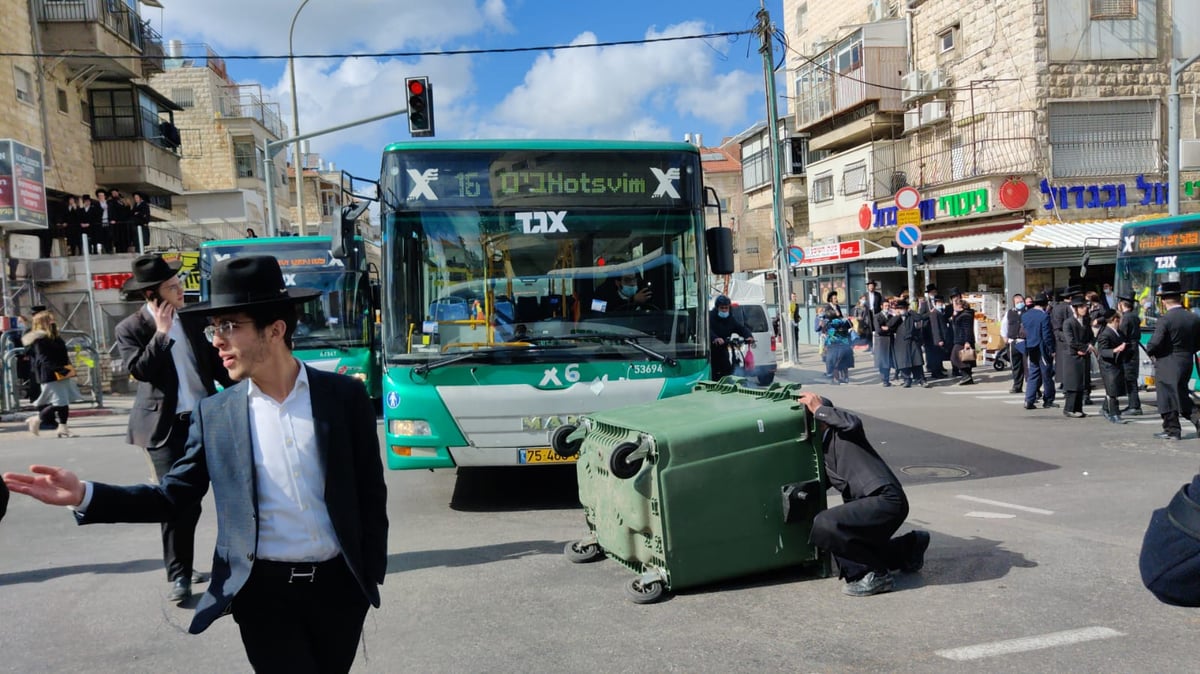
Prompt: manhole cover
<box><xmin>900</xmin><ymin>465</ymin><xmax>970</xmax><ymax>479</ymax></box>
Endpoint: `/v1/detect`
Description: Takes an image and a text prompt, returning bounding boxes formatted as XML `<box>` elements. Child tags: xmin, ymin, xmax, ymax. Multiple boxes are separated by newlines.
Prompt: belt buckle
<box><xmin>288</xmin><ymin>564</ymin><xmax>317</xmax><ymax>583</ymax></box>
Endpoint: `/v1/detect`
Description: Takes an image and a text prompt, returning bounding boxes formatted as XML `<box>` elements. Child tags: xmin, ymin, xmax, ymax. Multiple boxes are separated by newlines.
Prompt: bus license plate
<box><xmin>519</xmin><ymin>448</ymin><xmax>577</xmax><ymax>464</ymax></box>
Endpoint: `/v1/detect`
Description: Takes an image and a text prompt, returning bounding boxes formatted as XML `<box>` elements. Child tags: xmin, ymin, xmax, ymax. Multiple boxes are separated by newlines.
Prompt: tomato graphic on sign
<box><xmin>999</xmin><ymin>178</ymin><xmax>1030</xmax><ymax>210</ymax></box>
<box><xmin>858</xmin><ymin>204</ymin><xmax>873</xmax><ymax>230</ymax></box>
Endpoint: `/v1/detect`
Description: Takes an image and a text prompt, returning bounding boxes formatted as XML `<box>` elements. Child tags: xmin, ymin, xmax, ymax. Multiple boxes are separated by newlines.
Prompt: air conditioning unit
<box><xmin>1182</xmin><ymin>139</ymin><xmax>1200</xmax><ymax>170</ymax></box>
<box><xmin>904</xmin><ymin>108</ymin><xmax>921</xmax><ymax>132</ymax></box>
<box><xmin>921</xmin><ymin>100</ymin><xmax>949</xmax><ymax>124</ymax></box>
<box><xmin>29</xmin><ymin>258</ymin><xmax>70</xmax><ymax>283</ymax></box>
<box><xmin>926</xmin><ymin>67</ymin><xmax>951</xmax><ymax>92</ymax></box>
<box><xmin>900</xmin><ymin>70</ymin><xmax>927</xmax><ymax>102</ymax></box>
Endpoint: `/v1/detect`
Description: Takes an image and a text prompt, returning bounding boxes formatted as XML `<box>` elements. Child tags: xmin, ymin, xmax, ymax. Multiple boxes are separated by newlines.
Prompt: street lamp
<box><xmin>288</xmin><ymin>0</ymin><xmax>313</xmax><ymax>236</ymax></box>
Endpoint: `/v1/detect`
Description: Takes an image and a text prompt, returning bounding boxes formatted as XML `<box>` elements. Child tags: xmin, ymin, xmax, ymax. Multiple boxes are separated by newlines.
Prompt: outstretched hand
<box><xmin>2</xmin><ymin>465</ymin><xmax>86</xmax><ymax>507</ymax></box>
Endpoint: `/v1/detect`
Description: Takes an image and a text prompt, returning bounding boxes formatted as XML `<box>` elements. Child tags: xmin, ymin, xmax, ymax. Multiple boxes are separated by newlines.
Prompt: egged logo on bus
<box><xmin>521</xmin><ymin>415</ymin><xmax>580</xmax><ymax>431</ymax></box>
<box><xmin>516</xmin><ymin>211</ymin><xmax>568</xmax><ymax>234</ymax></box>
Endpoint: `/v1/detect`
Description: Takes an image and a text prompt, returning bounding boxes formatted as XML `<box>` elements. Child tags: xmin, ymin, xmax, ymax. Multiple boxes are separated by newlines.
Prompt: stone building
<box><xmin>782</xmin><ymin>0</ymin><xmax>1200</xmax><ymax>339</ymax></box>
<box><xmin>149</xmin><ymin>42</ymin><xmax>292</xmax><ymax>244</ymax></box>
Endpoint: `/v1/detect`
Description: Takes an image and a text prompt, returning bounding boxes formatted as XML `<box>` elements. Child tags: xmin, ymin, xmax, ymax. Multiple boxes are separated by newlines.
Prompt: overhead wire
<box><xmin>0</xmin><ymin>29</ymin><xmax>755</xmax><ymax>61</ymax></box>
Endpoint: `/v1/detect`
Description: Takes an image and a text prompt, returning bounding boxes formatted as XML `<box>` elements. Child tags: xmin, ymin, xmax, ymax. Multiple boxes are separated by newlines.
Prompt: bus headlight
<box><xmin>351</xmin><ymin>372</ymin><xmax>367</xmax><ymax>382</ymax></box>
<box><xmin>389</xmin><ymin>419</ymin><xmax>432</xmax><ymax>436</ymax></box>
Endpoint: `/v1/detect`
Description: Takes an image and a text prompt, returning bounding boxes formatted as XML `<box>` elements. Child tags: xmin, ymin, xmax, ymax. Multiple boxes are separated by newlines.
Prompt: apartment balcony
<box><xmin>35</xmin><ymin>0</ymin><xmax>163</xmax><ymax>82</ymax></box>
<box><xmin>872</xmin><ymin>111</ymin><xmax>1041</xmax><ymax>198</ymax></box>
<box><xmin>217</xmin><ymin>84</ymin><xmax>287</xmax><ymax>139</ymax></box>
<box><xmin>793</xmin><ymin>21</ymin><xmax>908</xmax><ymax>147</ymax></box>
<box><xmin>93</xmin><ymin>138</ymin><xmax>183</xmax><ymax>196</ymax></box>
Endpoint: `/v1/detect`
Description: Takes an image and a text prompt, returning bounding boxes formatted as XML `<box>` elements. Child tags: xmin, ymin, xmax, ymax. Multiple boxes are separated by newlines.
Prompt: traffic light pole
<box><xmin>906</xmin><ymin>247</ymin><xmax>916</xmax><ymax>308</ymax></box>
<box><xmin>263</xmin><ymin>106</ymin><xmax>410</xmax><ymax>236</ymax></box>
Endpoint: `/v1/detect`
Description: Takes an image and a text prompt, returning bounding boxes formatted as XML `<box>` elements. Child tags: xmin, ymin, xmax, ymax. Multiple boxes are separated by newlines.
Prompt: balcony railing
<box><xmin>793</xmin><ymin>51</ymin><xmax>907</xmax><ymax>130</ymax></box>
<box><xmin>217</xmin><ymin>84</ymin><xmax>286</xmax><ymax>138</ymax></box>
<box><xmin>36</xmin><ymin>0</ymin><xmax>151</xmax><ymax>51</ymax></box>
<box><xmin>870</xmin><ymin>111</ymin><xmax>1042</xmax><ymax>197</ymax></box>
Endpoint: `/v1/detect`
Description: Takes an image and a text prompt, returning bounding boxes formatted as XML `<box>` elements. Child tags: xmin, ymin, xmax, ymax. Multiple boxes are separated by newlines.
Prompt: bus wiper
<box><xmin>552</xmin><ymin>332</ymin><xmax>678</xmax><ymax>367</ymax></box>
<box><xmin>412</xmin><ymin>345</ymin><xmax>536</xmax><ymax>376</ymax></box>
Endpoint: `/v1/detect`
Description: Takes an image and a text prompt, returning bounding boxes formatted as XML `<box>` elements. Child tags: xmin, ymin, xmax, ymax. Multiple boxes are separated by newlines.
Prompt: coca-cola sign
<box><xmin>804</xmin><ymin>240</ymin><xmax>862</xmax><ymax>264</ymax></box>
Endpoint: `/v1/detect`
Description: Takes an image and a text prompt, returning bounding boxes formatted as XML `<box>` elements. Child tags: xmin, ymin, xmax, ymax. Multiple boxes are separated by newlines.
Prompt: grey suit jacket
<box><xmin>77</xmin><ymin>366</ymin><xmax>388</xmax><ymax>634</ymax></box>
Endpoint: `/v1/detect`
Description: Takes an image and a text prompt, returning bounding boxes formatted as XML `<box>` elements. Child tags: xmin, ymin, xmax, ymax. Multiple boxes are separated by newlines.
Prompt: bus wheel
<box><xmin>564</xmin><ymin>540</ymin><xmax>604</xmax><ymax>563</ymax></box>
<box><xmin>625</xmin><ymin>577</ymin><xmax>665</xmax><ymax>604</ymax></box>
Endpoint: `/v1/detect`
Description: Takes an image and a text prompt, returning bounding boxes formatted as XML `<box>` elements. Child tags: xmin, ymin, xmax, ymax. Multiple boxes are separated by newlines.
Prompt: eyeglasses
<box><xmin>203</xmin><ymin>320</ymin><xmax>251</xmax><ymax>342</ymax></box>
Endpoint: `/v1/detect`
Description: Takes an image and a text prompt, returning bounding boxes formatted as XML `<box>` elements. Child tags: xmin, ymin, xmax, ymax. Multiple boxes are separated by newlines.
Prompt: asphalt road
<box><xmin>1</xmin><ymin>352</ymin><xmax>1199</xmax><ymax>673</ymax></box>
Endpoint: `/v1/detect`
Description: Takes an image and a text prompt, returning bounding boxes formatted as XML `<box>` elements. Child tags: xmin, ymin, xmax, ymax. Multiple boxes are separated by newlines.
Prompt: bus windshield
<box><xmin>380</xmin><ymin>145</ymin><xmax>707</xmax><ymax>366</ymax></box>
<box><xmin>1114</xmin><ymin>216</ymin><xmax>1200</xmax><ymax>326</ymax></box>
<box><xmin>291</xmin><ymin>269</ymin><xmax>372</xmax><ymax>350</ymax></box>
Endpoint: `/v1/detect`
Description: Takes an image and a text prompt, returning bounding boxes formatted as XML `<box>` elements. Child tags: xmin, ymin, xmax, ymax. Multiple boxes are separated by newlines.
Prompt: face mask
<box><xmin>718</xmin><ymin>310</ymin><xmax>730</xmax><ymax>319</ymax></box>
<box><xmin>619</xmin><ymin>284</ymin><xmax>638</xmax><ymax>298</ymax></box>
<box><xmin>935</xmin><ymin>304</ymin><xmax>944</xmax><ymax>311</ymax></box>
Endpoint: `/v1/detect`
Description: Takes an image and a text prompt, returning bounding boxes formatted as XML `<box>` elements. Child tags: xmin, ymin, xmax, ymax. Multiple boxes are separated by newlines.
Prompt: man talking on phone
<box><xmin>115</xmin><ymin>254</ymin><xmax>233</xmax><ymax>602</ymax></box>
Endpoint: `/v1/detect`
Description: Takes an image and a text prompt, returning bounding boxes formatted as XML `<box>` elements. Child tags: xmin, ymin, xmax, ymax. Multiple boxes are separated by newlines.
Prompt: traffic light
<box><xmin>914</xmin><ymin>243</ymin><xmax>945</xmax><ymax>265</ymax></box>
<box><xmin>405</xmin><ymin>76</ymin><xmax>435</xmax><ymax>137</ymax></box>
<box><xmin>892</xmin><ymin>241</ymin><xmax>907</xmax><ymax>267</ymax></box>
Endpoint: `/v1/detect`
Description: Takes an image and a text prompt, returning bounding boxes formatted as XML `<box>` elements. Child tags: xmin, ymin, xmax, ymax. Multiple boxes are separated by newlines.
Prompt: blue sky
<box><xmin>148</xmin><ymin>0</ymin><xmax>784</xmax><ymax>185</ymax></box>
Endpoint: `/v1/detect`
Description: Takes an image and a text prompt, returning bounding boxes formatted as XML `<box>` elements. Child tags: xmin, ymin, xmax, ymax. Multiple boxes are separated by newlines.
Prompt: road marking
<box><xmin>955</xmin><ymin>494</ymin><xmax>1054</xmax><ymax>515</ymax></box>
<box><xmin>940</xmin><ymin>390</ymin><xmax>1010</xmax><ymax>395</ymax></box>
<box><xmin>935</xmin><ymin>626</ymin><xmax>1124</xmax><ymax>661</ymax></box>
<box><xmin>964</xmin><ymin>511</ymin><xmax>1017</xmax><ymax>519</ymax></box>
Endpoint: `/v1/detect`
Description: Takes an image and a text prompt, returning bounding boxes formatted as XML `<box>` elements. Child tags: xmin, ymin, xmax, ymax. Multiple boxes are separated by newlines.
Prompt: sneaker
<box><xmin>1108</xmin><ymin>415</ymin><xmax>1126</xmax><ymax>425</ymax></box>
<box><xmin>1153</xmin><ymin>432</ymin><xmax>1182</xmax><ymax>441</ymax></box>
<box><xmin>843</xmin><ymin>570</ymin><xmax>895</xmax><ymax>597</ymax></box>
<box><xmin>902</xmin><ymin>530</ymin><xmax>931</xmax><ymax>573</ymax></box>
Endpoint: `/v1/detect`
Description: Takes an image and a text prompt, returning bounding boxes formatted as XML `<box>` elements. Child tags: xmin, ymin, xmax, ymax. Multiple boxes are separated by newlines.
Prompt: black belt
<box><xmin>253</xmin><ymin>557</ymin><xmax>344</xmax><ymax>584</ymax></box>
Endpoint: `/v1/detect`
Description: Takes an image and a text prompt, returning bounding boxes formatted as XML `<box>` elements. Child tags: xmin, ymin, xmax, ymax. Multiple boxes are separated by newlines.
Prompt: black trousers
<box><xmin>233</xmin><ymin>557</ymin><xmax>370</xmax><ymax>674</ymax></box>
<box><xmin>810</xmin><ymin>484</ymin><xmax>915</xmax><ymax>581</ymax></box>
<box><xmin>145</xmin><ymin>416</ymin><xmax>201</xmax><ymax>583</ymax></box>
<box><xmin>710</xmin><ymin>344</ymin><xmax>734</xmax><ymax>379</ymax></box>
<box><xmin>38</xmin><ymin>404</ymin><xmax>68</xmax><ymax>425</ymax></box>
<box><xmin>1010</xmin><ymin>343</ymin><xmax>1025</xmax><ymax>389</ymax></box>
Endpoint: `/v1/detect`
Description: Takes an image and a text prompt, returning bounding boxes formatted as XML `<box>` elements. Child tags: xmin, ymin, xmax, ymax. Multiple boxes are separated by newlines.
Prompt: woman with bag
<box><xmin>21</xmin><ymin>311</ymin><xmax>77</xmax><ymax>438</ymax></box>
<box><xmin>949</xmin><ymin>297</ymin><xmax>977</xmax><ymax>385</ymax></box>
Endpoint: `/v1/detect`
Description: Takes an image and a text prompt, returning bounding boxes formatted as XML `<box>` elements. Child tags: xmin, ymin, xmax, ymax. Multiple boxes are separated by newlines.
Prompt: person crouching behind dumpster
<box><xmin>796</xmin><ymin>392</ymin><xmax>930</xmax><ymax>596</ymax></box>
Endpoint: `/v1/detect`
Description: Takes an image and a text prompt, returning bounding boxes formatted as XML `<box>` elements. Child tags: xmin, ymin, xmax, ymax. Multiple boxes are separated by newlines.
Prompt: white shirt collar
<box><xmin>247</xmin><ymin>359</ymin><xmax>308</xmax><ymax>403</ymax></box>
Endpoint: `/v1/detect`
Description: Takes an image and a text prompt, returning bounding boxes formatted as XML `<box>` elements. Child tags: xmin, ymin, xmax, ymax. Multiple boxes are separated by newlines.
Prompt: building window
<box><xmin>741</xmin><ymin>135</ymin><xmax>771</xmax><ymax>191</ymax></box>
<box><xmin>785</xmin><ymin>137</ymin><xmax>809</xmax><ymax>175</ymax></box>
<box><xmin>812</xmin><ymin>173</ymin><xmax>834</xmax><ymax>202</ymax></box>
<box><xmin>234</xmin><ymin>140</ymin><xmax>256</xmax><ymax>178</ymax></box>
<box><xmin>81</xmin><ymin>99</ymin><xmax>90</xmax><ymax>125</ymax></box>
<box><xmin>90</xmin><ymin>89</ymin><xmax>138</xmax><ymax>138</ymax></box>
<box><xmin>1091</xmin><ymin>0</ymin><xmax>1136</xmax><ymax>19</ymax></box>
<box><xmin>836</xmin><ymin>40</ymin><xmax>863</xmax><ymax>73</ymax></box>
<box><xmin>14</xmin><ymin>66</ymin><xmax>33</xmax><ymax>104</ymax></box>
<box><xmin>843</xmin><ymin>162</ymin><xmax>868</xmax><ymax>195</ymax></box>
<box><xmin>743</xmin><ymin>236</ymin><xmax>760</xmax><ymax>255</ymax></box>
<box><xmin>795</xmin><ymin>3</ymin><xmax>807</xmax><ymax>35</ymax></box>
<box><xmin>1048</xmin><ymin>99</ymin><xmax>1158</xmax><ymax>178</ymax></box>
<box><xmin>172</xmin><ymin>87</ymin><xmax>195</xmax><ymax>109</ymax></box>
<box><xmin>937</xmin><ymin>25</ymin><xmax>958</xmax><ymax>53</ymax></box>
<box><xmin>56</xmin><ymin>88</ymin><xmax>69</xmax><ymax>114</ymax></box>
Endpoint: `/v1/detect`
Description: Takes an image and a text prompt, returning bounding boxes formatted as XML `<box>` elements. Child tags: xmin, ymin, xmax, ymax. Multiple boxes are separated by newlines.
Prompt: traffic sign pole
<box><xmin>907</xmin><ymin>241</ymin><xmax>915</xmax><ymax>307</ymax></box>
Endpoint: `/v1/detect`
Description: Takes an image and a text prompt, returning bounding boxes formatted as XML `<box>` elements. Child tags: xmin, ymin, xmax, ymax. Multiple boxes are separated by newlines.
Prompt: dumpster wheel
<box><xmin>609</xmin><ymin>442</ymin><xmax>644</xmax><ymax>479</ymax></box>
<box><xmin>564</xmin><ymin>540</ymin><xmax>605</xmax><ymax>564</ymax></box>
<box><xmin>625</xmin><ymin>577</ymin><xmax>665</xmax><ymax>604</ymax></box>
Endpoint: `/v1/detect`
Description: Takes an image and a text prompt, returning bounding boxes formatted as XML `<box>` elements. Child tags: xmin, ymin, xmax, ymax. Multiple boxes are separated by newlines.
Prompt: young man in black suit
<box><xmin>1144</xmin><ymin>281</ymin><xmax>1200</xmax><ymax>440</ymax></box>
<box><xmin>114</xmin><ymin>254</ymin><xmax>233</xmax><ymax>602</ymax></box>
<box><xmin>4</xmin><ymin>255</ymin><xmax>388</xmax><ymax>673</ymax></box>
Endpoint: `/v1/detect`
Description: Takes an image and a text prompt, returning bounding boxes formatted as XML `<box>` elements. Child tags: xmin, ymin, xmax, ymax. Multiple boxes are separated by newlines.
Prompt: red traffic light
<box><xmin>407</xmin><ymin>79</ymin><xmax>425</xmax><ymax>96</ymax></box>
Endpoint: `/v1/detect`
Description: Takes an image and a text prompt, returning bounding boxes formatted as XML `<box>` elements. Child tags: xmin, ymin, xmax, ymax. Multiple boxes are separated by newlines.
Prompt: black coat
<box><xmin>1062</xmin><ymin>316</ymin><xmax>1094</xmax><ymax>392</ymax></box>
<box><xmin>813</xmin><ymin>403</ymin><xmax>904</xmax><ymax>503</ymax></box>
<box><xmin>709</xmin><ymin>308</ymin><xmax>752</xmax><ymax>342</ymax></box>
<box><xmin>872</xmin><ymin>310</ymin><xmax>894</xmax><ymax>369</ymax></box>
<box><xmin>950</xmin><ymin>308</ymin><xmax>975</xmax><ymax>347</ymax></box>
<box><xmin>1119</xmin><ymin>309</ymin><xmax>1142</xmax><ymax>380</ymax></box>
<box><xmin>1094</xmin><ymin>325</ymin><xmax>1128</xmax><ymax>397</ymax></box>
<box><xmin>1140</xmin><ymin>472</ymin><xmax>1200</xmax><ymax>607</ymax></box>
<box><xmin>1144</xmin><ymin>306</ymin><xmax>1200</xmax><ymax>415</ymax></box>
<box><xmin>891</xmin><ymin>312</ymin><xmax>926</xmax><ymax>369</ymax></box>
<box><xmin>115</xmin><ymin>307</ymin><xmax>234</xmax><ymax>449</ymax></box>
<box><xmin>1050</xmin><ymin>302</ymin><xmax>1074</xmax><ymax>377</ymax></box>
<box><xmin>21</xmin><ymin>330</ymin><xmax>70</xmax><ymax>384</ymax></box>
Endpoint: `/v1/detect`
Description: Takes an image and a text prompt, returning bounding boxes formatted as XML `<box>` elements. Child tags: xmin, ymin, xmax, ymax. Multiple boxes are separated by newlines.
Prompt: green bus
<box><xmin>1113</xmin><ymin>213</ymin><xmax>1200</xmax><ymax>390</ymax></box>
<box><xmin>199</xmin><ymin>235</ymin><xmax>382</xmax><ymax>400</ymax></box>
<box><xmin>377</xmin><ymin>139</ymin><xmax>732</xmax><ymax>469</ymax></box>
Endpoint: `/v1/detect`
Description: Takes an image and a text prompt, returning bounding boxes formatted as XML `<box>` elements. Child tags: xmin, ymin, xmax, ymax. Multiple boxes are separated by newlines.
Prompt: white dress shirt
<box><xmin>248</xmin><ymin>363</ymin><xmax>341</xmax><ymax>562</ymax></box>
<box><xmin>145</xmin><ymin>304</ymin><xmax>207</xmax><ymax>414</ymax></box>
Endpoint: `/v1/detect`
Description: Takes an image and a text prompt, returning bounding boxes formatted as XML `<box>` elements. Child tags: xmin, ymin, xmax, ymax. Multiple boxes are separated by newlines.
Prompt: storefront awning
<box><xmin>855</xmin><ymin>228</ymin><xmax>1025</xmax><ymax>263</ymax></box>
<box><xmin>1006</xmin><ymin>221</ymin><xmax>1124</xmax><ymax>250</ymax></box>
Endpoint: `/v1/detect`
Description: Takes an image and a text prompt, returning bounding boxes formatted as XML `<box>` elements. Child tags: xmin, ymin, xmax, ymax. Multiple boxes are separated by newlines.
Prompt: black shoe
<box><xmin>1152</xmin><ymin>432</ymin><xmax>1182</xmax><ymax>441</ymax></box>
<box><xmin>1009</xmin><ymin>387</ymin><xmax>1022</xmax><ymax>394</ymax></box>
<box><xmin>1024</xmin><ymin>403</ymin><xmax>1037</xmax><ymax>410</ymax></box>
<box><xmin>902</xmin><ymin>382</ymin><xmax>912</xmax><ymax>388</ymax></box>
<box><xmin>882</xmin><ymin>382</ymin><xmax>892</xmax><ymax>387</ymax></box>
<box><xmin>1042</xmin><ymin>401</ymin><xmax>1059</xmax><ymax>408</ymax></box>
<box><xmin>168</xmin><ymin>578</ymin><xmax>192</xmax><ymax>603</ymax></box>
<box><xmin>1083</xmin><ymin>398</ymin><xmax>1094</xmax><ymax>406</ymax></box>
<box><xmin>1125</xmin><ymin>409</ymin><xmax>1143</xmax><ymax>416</ymax></box>
<box><xmin>1108</xmin><ymin>415</ymin><xmax>1126</xmax><ymax>424</ymax></box>
<box><xmin>902</xmin><ymin>530</ymin><xmax>931</xmax><ymax>573</ymax></box>
<box><xmin>1063</xmin><ymin>411</ymin><xmax>1086</xmax><ymax>418</ymax></box>
<box><xmin>842</xmin><ymin>570</ymin><xmax>895</xmax><ymax>597</ymax></box>
<box><xmin>191</xmin><ymin>571</ymin><xmax>211</xmax><ymax>584</ymax></box>
<box><xmin>957</xmin><ymin>377</ymin><xmax>975</xmax><ymax>386</ymax></box>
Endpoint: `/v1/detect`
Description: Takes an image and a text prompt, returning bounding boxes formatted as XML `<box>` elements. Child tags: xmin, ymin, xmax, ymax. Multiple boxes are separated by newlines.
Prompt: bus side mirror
<box><xmin>706</xmin><ymin>227</ymin><xmax>735</xmax><ymax>275</ymax></box>
<box><xmin>1080</xmin><ymin>251</ymin><xmax>1090</xmax><ymax>278</ymax></box>
<box><xmin>332</xmin><ymin>202</ymin><xmax>370</xmax><ymax>259</ymax></box>
<box><xmin>370</xmin><ymin>280</ymin><xmax>381</xmax><ymax>309</ymax></box>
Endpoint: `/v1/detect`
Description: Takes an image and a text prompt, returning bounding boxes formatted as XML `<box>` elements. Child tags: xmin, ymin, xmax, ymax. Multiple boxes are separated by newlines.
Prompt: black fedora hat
<box><xmin>1033</xmin><ymin>292</ymin><xmax>1050</xmax><ymax>305</ymax></box>
<box><xmin>1070</xmin><ymin>295</ymin><xmax>1088</xmax><ymax>307</ymax></box>
<box><xmin>180</xmin><ymin>255</ymin><xmax>319</xmax><ymax>315</ymax></box>
<box><xmin>925</xmin><ymin>283</ymin><xmax>938</xmax><ymax>292</ymax></box>
<box><xmin>121</xmin><ymin>254</ymin><xmax>183</xmax><ymax>293</ymax></box>
<box><xmin>1117</xmin><ymin>295</ymin><xmax>1135</xmax><ymax>305</ymax></box>
<box><xmin>1158</xmin><ymin>281</ymin><xmax>1183</xmax><ymax>297</ymax></box>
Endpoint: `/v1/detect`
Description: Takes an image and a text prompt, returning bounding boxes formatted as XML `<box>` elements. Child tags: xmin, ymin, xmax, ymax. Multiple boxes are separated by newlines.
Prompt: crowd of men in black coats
<box><xmin>46</xmin><ymin>188</ymin><xmax>151</xmax><ymax>257</ymax></box>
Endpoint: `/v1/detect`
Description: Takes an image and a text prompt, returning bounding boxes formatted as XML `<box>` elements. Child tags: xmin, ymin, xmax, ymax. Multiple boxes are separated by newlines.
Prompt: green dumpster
<box><xmin>559</xmin><ymin>379</ymin><xmax>830</xmax><ymax>603</ymax></box>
